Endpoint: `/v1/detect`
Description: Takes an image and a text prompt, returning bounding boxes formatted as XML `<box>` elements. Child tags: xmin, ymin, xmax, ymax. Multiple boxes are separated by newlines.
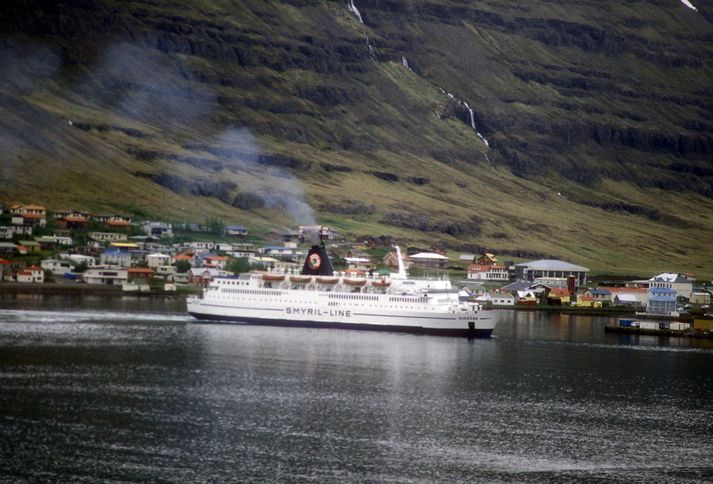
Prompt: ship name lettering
<box><xmin>285</xmin><ymin>308</ymin><xmax>351</xmax><ymax>318</ymax></box>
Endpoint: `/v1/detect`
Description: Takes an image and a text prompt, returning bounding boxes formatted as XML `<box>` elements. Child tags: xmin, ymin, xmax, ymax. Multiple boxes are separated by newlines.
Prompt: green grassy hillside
<box><xmin>1</xmin><ymin>0</ymin><xmax>712</xmax><ymax>277</ymax></box>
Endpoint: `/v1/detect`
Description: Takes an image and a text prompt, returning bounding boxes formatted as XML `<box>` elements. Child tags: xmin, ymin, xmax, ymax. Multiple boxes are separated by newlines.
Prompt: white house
<box><xmin>16</xmin><ymin>265</ymin><xmax>44</xmax><ymax>283</ymax></box>
<box><xmin>62</xmin><ymin>253</ymin><xmax>96</xmax><ymax>267</ymax></box>
<box><xmin>83</xmin><ymin>266</ymin><xmax>129</xmax><ymax>285</ymax></box>
<box><xmin>143</xmin><ymin>221</ymin><xmax>173</xmax><ymax>238</ymax></box>
<box><xmin>89</xmin><ymin>232</ymin><xmax>128</xmax><ymax>243</ymax></box>
<box><xmin>467</xmin><ymin>263</ymin><xmax>508</xmax><ymax>281</ymax></box>
<box><xmin>515</xmin><ymin>260</ymin><xmax>589</xmax><ymax>285</ymax></box>
<box><xmin>476</xmin><ymin>292</ymin><xmax>515</xmax><ymax>306</ymax></box>
<box><xmin>155</xmin><ymin>265</ymin><xmax>177</xmax><ymax>280</ymax></box>
<box><xmin>41</xmin><ymin>259</ymin><xmax>72</xmax><ymax>275</ymax></box>
<box><xmin>100</xmin><ymin>248</ymin><xmax>132</xmax><ymax>267</ymax></box>
<box><xmin>648</xmin><ymin>273</ymin><xmax>695</xmax><ymax>300</ymax></box>
<box><xmin>409</xmin><ymin>252</ymin><xmax>449</xmax><ymax>269</ymax></box>
<box><xmin>188</xmin><ymin>241</ymin><xmax>217</xmax><ymax>251</ymax></box>
<box><xmin>146</xmin><ymin>253</ymin><xmax>172</xmax><ymax>268</ymax></box>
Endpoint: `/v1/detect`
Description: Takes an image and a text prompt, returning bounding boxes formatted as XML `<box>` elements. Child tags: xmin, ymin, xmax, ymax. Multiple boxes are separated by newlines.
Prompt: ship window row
<box><xmin>327</xmin><ymin>294</ymin><xmax>379</xmax><ymax>301</ymax></box>
<box><xmin>388</xmin><ymin>297</ymin><xmax>422</xmax><ymax>303</ymax></box>
<box><xmin>220</xmin><ymin>288</ymin><xmax>283</xmax><ymax>296</ymax></box>
<box><xmin>220</xmin><ymin>280</ymin><xmax>248</xmax><ymax>286</ymax></box>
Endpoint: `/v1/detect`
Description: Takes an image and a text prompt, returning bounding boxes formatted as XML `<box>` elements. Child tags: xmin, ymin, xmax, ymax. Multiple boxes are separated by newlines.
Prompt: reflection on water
<box><xmin>0</xmin><ymin>295</ymin><xmax>712</xmax><ymax>482</ymax></box>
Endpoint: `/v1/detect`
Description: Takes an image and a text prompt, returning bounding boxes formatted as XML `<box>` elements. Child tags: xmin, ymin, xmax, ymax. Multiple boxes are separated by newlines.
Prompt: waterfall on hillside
<box><xmin>347</xmin><ymin>0</ymin><xmax>364</xmax><ymax>23</ymax></box>
<box><xmin>366</xmin><ymin>35</ymin><xmax>376</xmax><ymax>59</ymax></box>
<box><xmin>461</xmin><ymin>100</ymin><xmax>490</xmax><ymax>147</ymax></box>
<box><xmin>402</xmin><ymin>56</ymin><xmax>412</xmax><ymax>70</ymax></box>
<box><xmin>680</xmin><ymin>0</ymin><xmax>697</xmax><ymax>11</ymax></box>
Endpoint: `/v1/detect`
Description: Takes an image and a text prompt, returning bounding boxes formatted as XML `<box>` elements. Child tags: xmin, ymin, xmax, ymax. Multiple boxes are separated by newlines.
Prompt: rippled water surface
<box><xmin>1</xmin><ymin>295</ymin><xmax>712</xmax><ymax>482</ymax></box>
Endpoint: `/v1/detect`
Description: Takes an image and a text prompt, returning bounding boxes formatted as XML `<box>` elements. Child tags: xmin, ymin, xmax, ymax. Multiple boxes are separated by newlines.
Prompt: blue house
<box><xmin>646</xmin><ymin>287</ymin><xmax>677</xmax><ymax>315</ymax></box>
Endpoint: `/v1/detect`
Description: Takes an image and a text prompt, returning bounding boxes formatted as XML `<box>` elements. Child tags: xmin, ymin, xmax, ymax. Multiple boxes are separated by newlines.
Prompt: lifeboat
<box><xmin>262</xmin><ymin>273</ymin><xmax>286</xmax><ymax>282</ymax></box>
<box><xmin>316</xmin><ymin>277</ymin><xmax>339</xmax><ymax>284</ymax></box>
<box><xmin>290</xmin><ymin>275</ymin><xmax>312</xmax><ymax>283</ymax></box>
<box><xmin>372</xmin><ymin>279</ymin><xmax>391</xmax><ymax>287</ymax></box>
<box><xmin>344</xmin><ymin>278</ymin><xmax>367</xmax><ymax>286</ymax></box>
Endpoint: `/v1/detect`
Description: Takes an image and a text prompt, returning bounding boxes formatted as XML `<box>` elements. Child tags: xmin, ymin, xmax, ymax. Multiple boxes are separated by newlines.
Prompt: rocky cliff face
<box><xmin>1</xmin><ymin>0</ymin><xmax>712</xmax><ymax>274</ymax></box>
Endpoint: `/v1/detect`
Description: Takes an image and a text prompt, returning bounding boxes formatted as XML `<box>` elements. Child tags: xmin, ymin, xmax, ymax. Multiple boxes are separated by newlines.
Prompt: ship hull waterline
<box><xmin>188</xmin><ymin>311</ymin><xmax>494</xmax><ymax>338</ymax></box>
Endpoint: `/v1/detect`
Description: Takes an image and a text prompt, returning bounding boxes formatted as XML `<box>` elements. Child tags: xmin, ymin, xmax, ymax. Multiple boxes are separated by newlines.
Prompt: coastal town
<box><xmin>1</xmin><ymin>202</ymin><xmax>712</xmax><ymax>334</ymax></box>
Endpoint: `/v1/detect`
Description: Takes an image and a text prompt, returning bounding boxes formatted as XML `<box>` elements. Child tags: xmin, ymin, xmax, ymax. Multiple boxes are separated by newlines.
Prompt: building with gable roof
<box><xmin>648</xmin><ymin>273</ymin><xmax>694</xmax><ymax>300</ymax></box>
<box><xmin>515</xmin><ymin>259</ymin><xmax>589</xmax><ymax>285</ymax></box>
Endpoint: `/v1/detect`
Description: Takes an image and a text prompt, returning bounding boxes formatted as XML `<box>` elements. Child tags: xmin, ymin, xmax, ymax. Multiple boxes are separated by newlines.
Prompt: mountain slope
<box><xmin>0</xmin><ymin>0</ymin><xmax>712</xmax><ymax>276</ymax></box>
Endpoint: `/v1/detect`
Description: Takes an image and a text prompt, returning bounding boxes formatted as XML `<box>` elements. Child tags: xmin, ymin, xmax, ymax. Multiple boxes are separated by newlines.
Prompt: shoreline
<box><xmin>0</xmin><ymin>282</ymin><xmax>199</xmax><ymax>297</ymax></box>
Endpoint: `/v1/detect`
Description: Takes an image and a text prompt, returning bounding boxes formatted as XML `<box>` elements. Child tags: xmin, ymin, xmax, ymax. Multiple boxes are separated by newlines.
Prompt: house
<box><xmin>188</xmin><ymin>241</ymin><xmax>217</xmax><ymax>251</ymax></box>
<box><xmin>257</xmin><ymin>244</ymin><xmax>306</xmax><ymax>262</ymax></box>
<box><xmin>573</xmin><ymin>294</ymin><xmax>602</xmax><ymax>308</ymax></box>
<box><xmin>614</xmin><ymin>293</ymin><xmax>643</xmax><ymax>308</ymax></box>
<box><xmin>409</xmin><ymin>252</ymin><xmax>448</xmax><ymax>269</ymax></box>
<box><xmin>476</xmin><ymin>253</ymin><xmax>498</xmax><ymax>266</ymax></box>
<box><xmin>648</xmin><ymin>273</ymin><xmax>694</xmax><ymax>301</ymax></box>
<box><xmin>382</xmin><ymin>251</ymin><xmax>412</xmax><ymax>270</ymax></box>
<box><xmin>36</xmin><ymin>235</ymin><xmax>74</xmax><ymax>249</ymax></box>
<box><xmin>83</xmin><ymin>266</ymin><xmax>129</xmax><ymax>285</ymax></box>
<box><xmin>533</xmin><ymin>277</ymin><xmax>569</xmax><ymax>289</ymax></box>
<box><xmin>105</xmin><ymin>215</ymin><xmax>132</xmax><ymax>230</ymax></box>
<box><xmin>100</xmin><ymin>248</ymin><xmax>133</xmax><ymax>267</ymax></box>
<box><xmin>515</xmin><ymin>259</ymin><xmax>589</xmax><ymax>285</ymax></box>
<box><xmin>204</xmin><ymin>255</ymin><xmax>230</xmax><ymax>270</ymax></box>
<box><xmin>127</xmin><ymin>267</ymin><xmax>155</xmax><ymax>281</ymax></box>
<box><xmin>10</xmin><ymin>204</ymin><xmax>46</xmax><ymax>218</ymax></box>
<box><xmin>585</xmin><ymin>288</ymin><xmax>612</xmax><ymax>304</ymax></box>
<box><xmin>187</xmin><ymin>267</ymin><xmax>232</xmax><ymax>286</ymax></box>
<box><xmin>479</xmin><ymin>291</ymin><xmax>515</xmax><ymax>306</ymax></box>
<box><xmin>646</xmin><ymin>287</ymin><xmax>677</xmax><ymax>315</ymax></box>
<box><xmin>605</xmin><ymin>287</ymin><xmax>648</xmax><ymax>306</ymax></box>
<box><xmin>57</xmin><ymin>216</ymin><xmax>89</xmax><ymax>230</ymax></box>
<box><xmin>690</xmin><ymin>292</ymin><xmax>711</xmax><ymax>305</ymax></box>
<box><xmin>142</xmin><ymin>221</ymin><xmax>173</xmax><ymax>238</ymax></box>
<box><xmin>344</xmin><ymin>257</ymin><xmax>373</xmax><ymax>271</ymax></box>
<box><xmin>54</xmin><ymin>209</ymin><xmax>91</xmax><ymax>220</ymax></box>
<box><xmin>62</xmin><ymin>253</ymin><xmax>96</xmax><ymax>268</ymax></box>
<box><xmin>155</xmin><ymin>265</ymin><xmax>177</xmax><ymax>280</ymax></box>
<box><xmin>16</xmin><ymin>265</ymin><xmax>44</xmax><ymax>283</ymax></box>
<box><xmin>10</xmin><ymin>209</ymin><xmax>46</xmax><ymax>228</ymax></box>
<box><xmin>516</xmin><ymin>290</ymin><xmax>538</xmax><ymax>306</ymax></box>
<box><xmin>547</xmin><ymin>288</ymin><xmax>571</xmax><ymax>305</ymax></box>
<box><xmin>41</xmin><ymin>259</ymin><xmax>72</xmax><ymax>275</ymax></box>
<box><xmin>146</xmin><ymin>253</ymin><xmax>172</xmax><ymax>268</ymax></box>
<box><xmin>225</xmin><ymin>225</ymin><xmax>248</xmax><ymax>237</ymax></box>
<box><xmin>466</xmin><ymin>263</ymin><xmax>508</xmax><ymax>281</ymax></box>
<box><xmin>18</xmin><ymin>240</ymin><xmax>41</xmax><ymax>254</ymax></box>
<box><xmin>0</xmin><ymin>258</ymin><xmax>13</xmax><ymax>281</ymax></box>
<box><xmin>0</xmin><ymin>242</ymin><xmax>17</xmax><ymax>256</ymax></box>
<box><xmin>0</xmin><ymin>226</ymin><xmax>13</xmax><ymax>239</ymax></box>
<box><xmin>89</xmin><ymin>232</ymin><xmax>129</xmax><ymax>243</ymax></box>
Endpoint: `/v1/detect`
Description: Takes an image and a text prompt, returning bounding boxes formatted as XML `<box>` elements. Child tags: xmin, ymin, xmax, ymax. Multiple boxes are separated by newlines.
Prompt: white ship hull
<box><xmin>187</xmin><ymin>284</ymin><xmax>495</xmax><ymax>337</ymax></box>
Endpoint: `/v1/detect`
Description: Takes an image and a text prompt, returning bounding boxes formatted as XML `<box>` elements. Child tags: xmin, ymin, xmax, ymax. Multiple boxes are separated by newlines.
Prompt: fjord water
<box><xmin>1</xmin><ymin>296</ymin><xmax>711</xmax><ymax>482</ymax></box>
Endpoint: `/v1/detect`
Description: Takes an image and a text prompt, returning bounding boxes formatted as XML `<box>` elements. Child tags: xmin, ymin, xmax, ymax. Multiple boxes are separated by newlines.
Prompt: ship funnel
<box><xmin>301</xmin><ymin>244</ymin><xmax>334</xmax><ymax>276</ymax></box>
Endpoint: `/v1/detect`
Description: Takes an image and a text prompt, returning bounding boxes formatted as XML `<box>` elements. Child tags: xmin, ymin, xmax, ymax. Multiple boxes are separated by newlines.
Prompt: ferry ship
<box><xmin>187</xmin><ymin>230</ymin><xmax>495</xmax><ymax>337</ymax></box>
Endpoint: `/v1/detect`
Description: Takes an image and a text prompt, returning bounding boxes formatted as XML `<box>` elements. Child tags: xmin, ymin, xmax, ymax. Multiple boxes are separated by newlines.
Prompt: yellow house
<box><xmin>574</xmin><ymin>295</ymin><xmax>602</xmax><ymax>308</ymax></box>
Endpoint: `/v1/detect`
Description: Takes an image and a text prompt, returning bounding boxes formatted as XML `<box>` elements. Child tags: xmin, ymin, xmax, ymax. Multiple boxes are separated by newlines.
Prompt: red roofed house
<box><xmin>467</xmin><ymin>263</ymin><xmax>508</xmax><ymax>281</ymax></box>
<box><xmin>127</xmin><ymin>267</ymin><xmax>155</xmax><ymax>281</ymax></box>
<box><xmin>204</xmin><ymin>256</ymin><xmax>230</xmax><ymax>270</ymax></box>
<box><xmin>58</xmin><ymin>216</ymin><xmax>89</xmax><ymax>230</ymax></box>
<box><xmin>10</xmin><ymin>204</ymin><xmax>46</xmax><ymax>229</ymax></box>
<box><xmin>16</xmin><ymin>265</ymin><xmax>44</xmax><ymax>283</ymax></box>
